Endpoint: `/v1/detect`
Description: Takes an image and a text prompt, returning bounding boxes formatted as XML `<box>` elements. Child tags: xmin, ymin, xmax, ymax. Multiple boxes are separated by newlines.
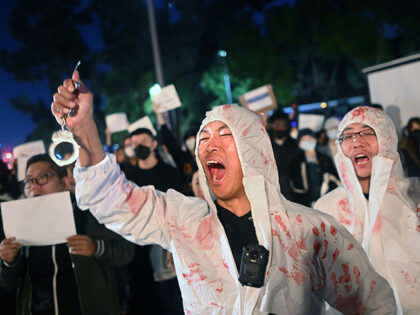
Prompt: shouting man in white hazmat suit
<box><xmin>315</xmin><ymin>106</ymin><xmax>420</xmax><ymax>314</ymax></box>
<box><xmin>50</xmin><ymin>71</ymin><xmax>396</xmax><ymax>314</ymax></box>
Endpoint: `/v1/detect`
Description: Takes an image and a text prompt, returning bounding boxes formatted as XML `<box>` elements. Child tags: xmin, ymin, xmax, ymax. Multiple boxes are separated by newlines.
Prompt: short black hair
<box><xmin>26</xmin><ymin>154</ymin><xmax>67</xmax><ymax>178</ymax></box>
<box><xmin>267</xmin><ymin>108</ymin><xmax>289</xmax><ymax>124</ymax></box>
<box><xmin>129</xmin><ymin>128</ymin><xmax>155</xmax><ymax>139</ymax></box>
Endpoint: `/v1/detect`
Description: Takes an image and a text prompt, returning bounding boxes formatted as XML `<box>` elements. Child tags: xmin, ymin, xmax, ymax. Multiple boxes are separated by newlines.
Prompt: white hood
<box><xmin>196</xmin><ymin>104</ymin><xmax>286</xmax><ymax>252</ymax></box>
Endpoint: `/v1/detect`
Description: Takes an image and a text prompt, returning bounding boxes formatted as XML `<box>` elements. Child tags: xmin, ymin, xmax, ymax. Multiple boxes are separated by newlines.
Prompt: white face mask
<box><xmin>299</xmin><ymin>139</ymin><xmax>317</xmax><ymax>151</ymax></box>
<box><xmin>185</xmin><ymin>137</ymin><xmax>196</xmax><ymax>152</ymax></box>
<box><xmin>327</xmin><ymin>128</ymin><xmax>338</xmax><ymax>140</ymax></box>
<box><xmin>124</xmin><ymin>146</ymin><xmax>135</xmax><ymax>158</ymax></box>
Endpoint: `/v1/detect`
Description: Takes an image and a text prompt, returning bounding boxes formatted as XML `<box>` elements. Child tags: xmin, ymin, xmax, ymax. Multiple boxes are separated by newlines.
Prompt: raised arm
<box><xmin>51</xmin><ymin>71</ymin><xmax>105</xmax><ymax>167</ymax></box>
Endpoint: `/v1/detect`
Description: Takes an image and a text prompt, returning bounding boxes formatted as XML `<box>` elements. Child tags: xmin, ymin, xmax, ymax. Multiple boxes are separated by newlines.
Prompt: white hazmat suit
<box><xmin>75</xmin><ymin>105</ymin><xmax>396</xmax><ymax>314</ymax></box>
<box><xmin>315</xmin><ymin>106</ymin><xmax>420</xmax><ymax>314</ymax></box>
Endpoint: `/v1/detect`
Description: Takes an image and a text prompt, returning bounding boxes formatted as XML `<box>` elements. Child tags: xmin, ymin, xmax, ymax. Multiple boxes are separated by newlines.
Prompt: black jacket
<box><xmin>288</xmin><ymin>150</ymin><xmax>340</xmax><ymax>206</ymax></box>
<box><xmin>0</xmin><ymin>201</ymin><xmax>135</xmax><ymax>315</ymax></box>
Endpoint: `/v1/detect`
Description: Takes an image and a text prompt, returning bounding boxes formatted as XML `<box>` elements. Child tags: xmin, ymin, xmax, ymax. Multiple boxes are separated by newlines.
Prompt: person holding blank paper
<box><xmin>0</xmin><ymin>154</ymin><xmax>134</xmax><ymax>315</ymax></box>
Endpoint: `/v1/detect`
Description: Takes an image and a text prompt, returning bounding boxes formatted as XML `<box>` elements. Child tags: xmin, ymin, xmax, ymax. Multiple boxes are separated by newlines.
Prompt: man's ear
<box><xmin>61</xmin><ymin>176</ymin><xmax>70</xmax><ymax>190</ymax></box>
<box><xmin>151</xmin><ymin>139</ymin><xmax>158</xmax><ymax>152</ymax></box>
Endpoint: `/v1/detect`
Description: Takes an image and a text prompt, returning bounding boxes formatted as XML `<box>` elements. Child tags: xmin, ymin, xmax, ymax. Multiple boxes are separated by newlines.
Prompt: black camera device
<box><xmin>238</xmin><ymin>244</ymin><xmax>269</xmax><ymax>288</ymax></box>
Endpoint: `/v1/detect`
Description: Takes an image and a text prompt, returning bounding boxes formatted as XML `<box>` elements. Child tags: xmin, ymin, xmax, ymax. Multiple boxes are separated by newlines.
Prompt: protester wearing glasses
<box><xmin>315</xmin><ymin>106</ymin><xmax>420</xmax><ymax>314</ymax></box>
<box><xmin>0</xmin><ymin>154</ymin><xmax>134</xmax><ymax>315</ymax></box>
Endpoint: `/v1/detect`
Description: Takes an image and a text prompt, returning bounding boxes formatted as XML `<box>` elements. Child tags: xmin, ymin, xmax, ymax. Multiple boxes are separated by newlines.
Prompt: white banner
<box><xmin>128</xmin><ymin>116</ymin><xmax>157</xmax><ymax>135</ymax></box>
<box><xmin>105</xmin><ymin>113</ymin><xmax>129</xmax><ymax>133</ymax></box>
<box><xmin>13</xmin><ymin>140</ymin><xmax>46</xmax><ymax>181</ymax></box>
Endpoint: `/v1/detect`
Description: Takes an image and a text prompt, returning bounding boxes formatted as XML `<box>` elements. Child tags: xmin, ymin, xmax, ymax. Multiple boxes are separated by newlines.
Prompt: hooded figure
<box><xmin>315</xmin><ymin>106</ymin><xmax>420</xmax><ymax>314</ymax></box>
<box><xmin>74</xmin><ymin>105</ymin><xmax>395</xmax><ymax>314</ymax></box>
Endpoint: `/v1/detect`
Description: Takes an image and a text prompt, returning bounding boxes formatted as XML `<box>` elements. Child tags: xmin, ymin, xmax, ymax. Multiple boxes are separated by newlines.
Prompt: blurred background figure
<box><xmin>267</xmin><ymin>108</ymin><xmax>299</xmax><ymax>200</ymax></box>
<box><xmin>153</xmin><ymin>102</ymin><xmax>198</xmax><ymax>196</ymax></box>
<box><xmin>0</xmin><ymin>159</ymin><xmax>20</xmax><ymax>314</ymax></box>
<box><xmin>0</xmin><ymin>159</ymin><xmax>21</xmax><ymax>202</ymax></box>
<box><xmin>317</xmin><ymin>116</ymin><xmax>341</xmax><ymax>160</ymax></box>
<box><xmin>289</xmin><ymin>128</ymin><xmax>340</xmax><ymax>207</ymax></box>
<box><xmin>399</xmin><ymin>117</ymin><xmax>420</xmax><ymax>177</ymax></box>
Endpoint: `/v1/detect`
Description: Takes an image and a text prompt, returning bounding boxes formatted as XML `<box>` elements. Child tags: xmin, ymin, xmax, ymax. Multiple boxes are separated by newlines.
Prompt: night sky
<box><xmin>0</xmin><ymin>1</ymin><xmax>50</xmax><ymax>152</ymax></box>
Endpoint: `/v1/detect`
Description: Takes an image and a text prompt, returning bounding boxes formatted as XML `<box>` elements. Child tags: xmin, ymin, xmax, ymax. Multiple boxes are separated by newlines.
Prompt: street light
<box><xmin>218</xmin><ymin>50</ymin><xmax>232</xmax><ymax>104</ymax></box>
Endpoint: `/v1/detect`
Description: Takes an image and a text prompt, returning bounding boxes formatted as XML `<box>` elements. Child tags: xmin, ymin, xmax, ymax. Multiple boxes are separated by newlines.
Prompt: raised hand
<box><xmin>51</xmin><ymin>69</ymin><xmax>105</xmax><ymax>167</ymax></box>
<box><xmin>51</xmin><ymin>70</ymin><xmax>94</xmax><ymax>137</ymax></box>
<box><xmin>0</xmin><ymin>237</ymin><xmax>22</xmax><ymax>263</ymax></box>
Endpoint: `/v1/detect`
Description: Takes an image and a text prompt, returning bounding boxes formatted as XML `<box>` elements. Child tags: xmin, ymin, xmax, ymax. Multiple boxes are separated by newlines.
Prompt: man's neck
<box><xmin>216</xmin><ymin>197</ymin><xmax>251</xmax><ymax>217</ymax></box>
<box><xmin>358</xmin><ymin>177</ymin><xmax>370</xmax><ymax>194</ymax></box>
<box><xmin>138</xmin><ymin>154</ymin><xmax>159</xmax><ymax>170</ymax></box>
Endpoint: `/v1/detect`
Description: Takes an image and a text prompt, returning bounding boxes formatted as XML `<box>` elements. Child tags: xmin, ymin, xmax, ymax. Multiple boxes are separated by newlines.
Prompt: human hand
<box><xmin>51</xmin><ymin>70</ymin><xmax>94</xmax><ymax>138</ymax></box>
<box><xmin>0</xmin><ymin>237</ymin><xmax>22</xmax><ymax>263</ymax></box>
<box><xmin>152</xmin><ymin>101</ymin><xmax>166</xmax><ymax>126</ymax></box>
<box><xmin>67</xmin><ymin>234</ymin><xmax>97</xmax><ymax>257</ymax></box>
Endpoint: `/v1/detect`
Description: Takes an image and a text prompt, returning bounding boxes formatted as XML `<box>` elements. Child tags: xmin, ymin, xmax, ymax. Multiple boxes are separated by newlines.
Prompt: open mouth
<box><xmin>354</xmin><ymin>154</ymin><xmax>369</xmax><ymax>165</ymax></box>
<box><xmin>207</xmin><ymin>160</ymin><xmax>226</xmax><ymax>183</ymax></box>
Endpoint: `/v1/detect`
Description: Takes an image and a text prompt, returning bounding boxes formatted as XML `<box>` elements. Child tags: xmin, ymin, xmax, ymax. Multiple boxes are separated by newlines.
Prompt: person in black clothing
<box><xmin>288</xmin><ymin>129</ymin><xmax>340</xmax><ymax>207</ymax></box>
<box><xmin>153</xmin><ymin>102</ymin><xmax>198</xmax><ymax>196</ymax></box>
<box><xmin>0</xmin><ymin>159</ymin><xmax>20</xmax><ymax>314</ymax></box>
<box><xmin>267</xmin><ymin>108</ymin><xmax>299</xmax><ymax>201</ymax></box>
<box><xmin>0</xmin><ymin>154</ymin><xmax>134</xmax><ymax>315</ymax></box>
<box><xmin>399</xmin><ymin>117</ymin><xmax>420</xmax><ymax>177</ymax></box>
<box><xmin>126</xmin><ymin>127</ymin><xmax>184</xmax><ymax>315</ymax></box>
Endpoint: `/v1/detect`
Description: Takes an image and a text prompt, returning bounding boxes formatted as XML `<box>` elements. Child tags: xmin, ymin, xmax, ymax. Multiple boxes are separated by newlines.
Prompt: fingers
<box><xmin>0</xmin><ymin>237</ymin><xmax>21</xmax><ymax>262</ymax></box>
<box><xmin>67</xmin><ymin>235</ymin><xmax>95</xmax><ymax>256</ymax></box>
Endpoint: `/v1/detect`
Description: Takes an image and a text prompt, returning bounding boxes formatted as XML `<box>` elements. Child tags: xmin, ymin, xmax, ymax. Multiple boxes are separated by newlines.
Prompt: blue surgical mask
<box><xmin>299</xmin><ymin>139</ymin><xmax>317</xmax><ymax>151</ymax></box>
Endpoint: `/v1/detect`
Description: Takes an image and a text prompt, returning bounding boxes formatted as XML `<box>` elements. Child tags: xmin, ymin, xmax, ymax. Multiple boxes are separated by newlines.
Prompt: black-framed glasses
<box><xmin>23</xmin><ymin>172</ymin><xmax>57</xmax><ymax>188</ymax></box>
<box><xmin>338</xmin><ymin>129</ymin><xmax>376</xmax><ymax>144</ymax></box>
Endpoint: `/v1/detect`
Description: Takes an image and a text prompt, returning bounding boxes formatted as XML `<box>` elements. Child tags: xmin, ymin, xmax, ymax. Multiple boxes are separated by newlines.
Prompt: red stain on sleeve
<box><xmin>330</xmin><ymin>225</ymin><xmax>337</xmax><ymax>237</ymax></box>
<box><xmin>332</xmin><ymin>249</ymin><xmax>340</xmax><ymax>265</ymax></box>
<box><xmin>297</xmin><ymin>238</ymin><xmax>308</xmax><ymax>250</ymax></box>
<box><xmin>313</xmin><ymin>240</ymin><xmax>321</xmax><ymax>252</ymax></box>
<box><xmin>222</xmin><ymin>105</ymin><xmax>231</xmax><ymax>110</ymax></box>
<box><xmin>322</xmin><ymin>240</ymin><xmax>328</xmax><ymax>259</ymax></box>
<box><xmin>196</xmin><ymin>215</ymin><xmax>216</xmax><ymax>250</ymax></box>
<box><xmin>347</xmin><ymin>243</ymin><xmax>354</xmax><ymax>251</ymax></box>
<box><xmin>312</xmin><ymin>227</ymin><xmax>320</xmax><ymax>236</ymax></box>
<box><xmin>182</xmin><ymin>263</ymin><xmax>208</xmax><ymax>285</ymax></box>
<box><xmin>279</xmin><ymin>266</ymin><xmax>289</xmax><ymax>276</ymax></box>
<box><xmin>296</xmin><ymin>214</ymin><xmax>303</xmax><ymax>223</ymax></box>
<box><xmin>274</xmin><ymin>214</ymin><xmax>291</xmax><ymax>238</ymax></box>
<box><xmin>339</xmin><ymin>264</ymin><xmax>351</xmax><ymax>283</ymax></box>
<box><xmin>321</xmin><ymin>222</ymin><xmax>326</xmax><ymax>233</ymax></box>
<box><xmin>370</xmin><ymin>280</ymin><xmax>376</xmax><ymax>294</ymax></box>
<box><xmin>371</xmin><ymin>213</ymin><xmax>382</xmax><ymax>234</ymax></box>
<box><xmin>353</xmin><ymin>266</ymin><xmax>360</xmax><ymax>285</ymax></box>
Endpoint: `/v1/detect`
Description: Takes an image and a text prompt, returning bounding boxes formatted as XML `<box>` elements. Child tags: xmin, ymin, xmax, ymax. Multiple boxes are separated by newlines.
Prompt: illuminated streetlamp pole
<box><xmin>146</xmin><ymin>0</ymin><xmax>177</xmax><ymax>130</ymax></box>
<box><xmin>218</xmin><ymin>50</ymin><xmax>232</xmax><ymax>104</ymax></box>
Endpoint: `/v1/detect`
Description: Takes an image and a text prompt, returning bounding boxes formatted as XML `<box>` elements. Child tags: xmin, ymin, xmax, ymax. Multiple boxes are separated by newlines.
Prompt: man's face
<box><xmin>24</xmin><ymin>161</ymin><xmax>66</xmax><ymax>198</ymax></box>
<box><xmin>197</xmin><ymin>121</ymin><xmax>245</xmax><ymax>202</ymax></box>
<box><xmin>271</xmin><ymin>118</ymin><xmax>288</xmax><ymax>132</ymax></box>
<box><xmin>131</xmin><ymin>133</ymin><xmax>155</xmax><ymax>151</ymax></box>
<box><xmin>340</xmin><ymin>123</ymin><xmax>379</xmax><ymax>180</ymax></box>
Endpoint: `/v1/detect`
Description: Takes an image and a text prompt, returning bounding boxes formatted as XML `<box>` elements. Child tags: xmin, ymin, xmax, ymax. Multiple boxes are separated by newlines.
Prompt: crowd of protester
<box><xmin>0</xmin><ymin>95</ymin><xmax>419</xmax><ymax>314</ymax></box>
